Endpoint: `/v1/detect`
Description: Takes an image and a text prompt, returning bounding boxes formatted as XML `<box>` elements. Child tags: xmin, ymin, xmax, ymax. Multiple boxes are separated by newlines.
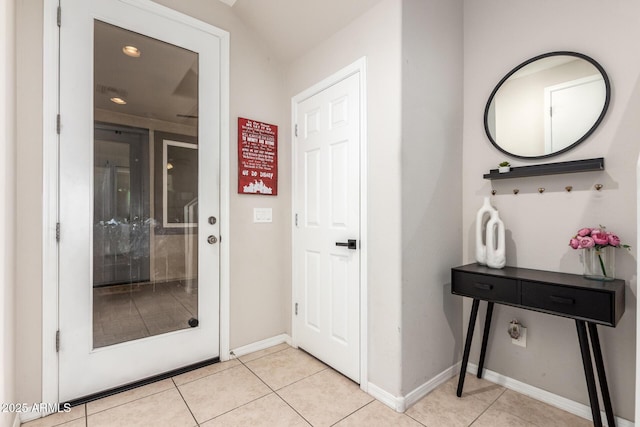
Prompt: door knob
<box><xmin>336</xmin><ymin>239</ymin><xmax>357</xmax><ymax>250</ymax></box>
<box><xmin>207</xmin><ymin>235</ymin><xmax>218</xmax><ymax>244</ymax></box>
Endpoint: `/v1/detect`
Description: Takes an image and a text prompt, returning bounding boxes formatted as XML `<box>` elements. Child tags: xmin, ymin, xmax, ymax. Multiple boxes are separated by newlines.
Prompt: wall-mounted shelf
<box><xmin>483</xmin><ymin>157</ymin><xmax>604</xmax><ymax>180</ymax></box>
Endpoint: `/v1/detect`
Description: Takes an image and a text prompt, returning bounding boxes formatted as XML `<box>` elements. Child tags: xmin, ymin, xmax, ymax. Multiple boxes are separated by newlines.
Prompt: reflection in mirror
<box><xmin>485</xmin><ymin>52</ymin><xmax>610</xmax><ymax>159</ymax></box>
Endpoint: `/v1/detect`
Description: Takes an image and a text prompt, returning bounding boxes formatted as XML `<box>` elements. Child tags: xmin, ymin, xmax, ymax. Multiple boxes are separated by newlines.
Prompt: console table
<box><xmin>451</xmin><ymin>263</ymin><xmax>625</xmax><ymax>427</ymax></box>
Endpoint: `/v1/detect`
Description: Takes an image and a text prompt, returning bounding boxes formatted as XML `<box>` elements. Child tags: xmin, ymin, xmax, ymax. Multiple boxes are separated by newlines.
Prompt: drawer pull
<box><xmin>474</xmin><ymin>283</ymin><xmax>494</xmax><ymax>291</ymax></box>
<box><xmin>550</xmin><ymin>295</ymin><xmax>574</xmax><ymax>305</ymax></box>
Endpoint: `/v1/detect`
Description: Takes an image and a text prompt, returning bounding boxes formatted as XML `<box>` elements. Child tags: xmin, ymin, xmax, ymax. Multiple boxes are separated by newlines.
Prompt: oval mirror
<box><xmin>484</xmin><ymin>51</ymin><xmax>610</xmax><ymax>159</ymax></box>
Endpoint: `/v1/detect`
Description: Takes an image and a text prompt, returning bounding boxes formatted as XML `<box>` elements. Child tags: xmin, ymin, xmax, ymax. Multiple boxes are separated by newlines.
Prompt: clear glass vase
<box><xmin>582</xmin><ymin>246</ymin><xmax>615</xmax><ymax>281</ymax></box>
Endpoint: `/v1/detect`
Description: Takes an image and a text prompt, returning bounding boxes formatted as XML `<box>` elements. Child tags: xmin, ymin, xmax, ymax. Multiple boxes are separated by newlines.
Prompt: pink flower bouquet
<box><xmin>569</xmin><ymin>226</ymin><xmax>630</xmax><ymax>280</ymax></box>
<box><xmin>568</xmin><ymin>227</ymin><xmax>628</xmax><ymax>251</ymax></box>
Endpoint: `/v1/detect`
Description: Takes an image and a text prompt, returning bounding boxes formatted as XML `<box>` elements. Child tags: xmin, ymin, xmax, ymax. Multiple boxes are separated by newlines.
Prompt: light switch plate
<box><xmin>253</xmin><ymin>208</ymin><xmax>272</xmax><ymax>223</ymax></box>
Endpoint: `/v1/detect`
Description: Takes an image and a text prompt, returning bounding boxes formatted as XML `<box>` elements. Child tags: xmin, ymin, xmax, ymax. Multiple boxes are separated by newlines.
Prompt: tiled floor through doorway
<box><xmin>93</xmin><ymin>280</ymin><xmax>198</xmax><ymax>348</ymax></box>
<box><xmin>23</xmin><ymin>344</ymin><xmax>591</xmax><ymax>427</ymax></box>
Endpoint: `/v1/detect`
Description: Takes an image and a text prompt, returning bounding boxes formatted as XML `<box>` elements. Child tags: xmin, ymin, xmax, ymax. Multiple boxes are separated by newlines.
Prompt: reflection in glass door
<box><xmin>92</xmin><ymin>21</ymin><xmax>200</xmax><ymax>349</ymax></box>
<box><xmin>93</xmin><ymin>126</ymin><xmax>150</xmax><ymax>287</ymax></box>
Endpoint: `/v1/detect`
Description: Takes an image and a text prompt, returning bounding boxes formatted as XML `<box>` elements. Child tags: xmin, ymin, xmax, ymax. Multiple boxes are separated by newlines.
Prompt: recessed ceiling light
<box><xmin>122</xmin><ymin>45</ymin><xmax>141</xmax><ymax>58</ymax></box>
<box><xmin>110</xmin><ymin>97</ymin><xmax>127</xmax><ymax>105</ymax></box>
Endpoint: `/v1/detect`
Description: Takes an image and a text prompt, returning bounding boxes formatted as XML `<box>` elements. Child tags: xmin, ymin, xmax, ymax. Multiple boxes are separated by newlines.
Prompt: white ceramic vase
<box><xmin>475</xmin><ymin>197</ymin><xmax>496</xmax><ymax>265</ymax></box>
<box><xmin>486</xmin><ymin>210</ymin><xmax>506</xmax><ymax>269</ymax></box>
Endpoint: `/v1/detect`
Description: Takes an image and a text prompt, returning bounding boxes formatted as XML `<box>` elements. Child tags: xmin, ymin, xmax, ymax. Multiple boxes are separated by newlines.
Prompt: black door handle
<box><xmin>336</xmin><ymin>239</ymin><xmax>357</xmax><ymax>250</ymax></box>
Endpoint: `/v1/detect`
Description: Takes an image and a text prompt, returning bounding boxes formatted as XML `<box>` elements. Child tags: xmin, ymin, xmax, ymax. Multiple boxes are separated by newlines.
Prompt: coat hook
<box><xmin>491</xmin><ymin>190</ymin><xmax>496</xmax><ymax>195</ymax></box>
<box><xmin>513</xmin><ymin>189</ymin><xmax>519</xmax><ymax>195</ymax></box>
<box><xmin>594</xmin><ymin>184</ymin><xmax>603</xmax><ymax>191</ymax></box>
<box><xmin>538</xmin><ymin>187</ymin><xmax>545</xmax><ymax>194</ymax></box>
<box><xmin>565</xmin><ymin>186</ymin><xmax>573</xmax><ymax>192</ymax></box>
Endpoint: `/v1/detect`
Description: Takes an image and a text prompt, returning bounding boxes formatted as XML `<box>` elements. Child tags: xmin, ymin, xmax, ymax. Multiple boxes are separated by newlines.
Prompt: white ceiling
<box><xmin>230</xmin><ymin>0</ymin><xmax>383</xmax><ymax>63</ymax></box>
<box><xmin>94</xmin><ymin>1</ymin><xmax>382</xmax><ymax>124</ymax></box>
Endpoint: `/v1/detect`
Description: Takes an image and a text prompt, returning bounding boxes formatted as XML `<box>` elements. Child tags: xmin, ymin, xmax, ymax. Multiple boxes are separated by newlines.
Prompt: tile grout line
<box><xmin>184</xmin><ymin>362</ymin><xmax>277</xmax><ymax>426</ymax></box>
<box><xmin>328</xmin><ymin>399</ymin><xmax>376</xmax><ymax>427</ymax></box>
<box><xmin>172</xmin><ymin>359</ymin><xmax>240</xmax><ymax>387</ymax></box>
<box><xmin>166</xmin><ymin>281</ymin><xmax>197</xmax><ymax>318</ymax></box>
<box><xmin>178</xmin><ymin>357</ymin><xmax>292</xmax><ymax>426</ymax></box>
<box><xmin>171</xmin><ymin>377</ymin><xmax>201</xmax><ymax>427</ymax></box>
<box><xmin>240</xmin><ymin>347</ymin><xmax>377</xmax><ymax>427</ymax></box>
<box><xmin>404</xmin><ymin>410</ymin><xmax>429</xmax><ymax>427</ymax></box>
<box><xmin>128</xmin><ymin>286</ymin><xmax>152</xmax><ymax>337</ymax></box>
<box><xmin>83</xmin><ymin>382</ymin><xmax>175</xmax><ymax>417</ymax></box>
<box><xmin>466</xmin><ymin>386</ymin><xmax>508</xmax><ymax>426</ymax></box>
<box><xmin>237</xmin><ymin>350</ymin><xmax>317</xmax><ymax>426</ymax></box>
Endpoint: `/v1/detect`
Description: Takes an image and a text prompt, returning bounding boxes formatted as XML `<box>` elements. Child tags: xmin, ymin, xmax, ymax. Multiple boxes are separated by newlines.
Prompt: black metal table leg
<box><xmin>477</xmin><ymin>301</ymin><xmax>494</xmax><ymax>379</ymax></box>
<box><xmin>457</xmin><ymin>299</ymin><xmax>480</xmax><ymax>397</ymax></box>
<box><xmin>576</xmin><ymin>320</ymin><xmax>603</xmax><ymax>427</ymax></box>
<box><xmin>588</xmin><ymin>323</ymin><xmax>615</xmax><ymax>427</ymax></box>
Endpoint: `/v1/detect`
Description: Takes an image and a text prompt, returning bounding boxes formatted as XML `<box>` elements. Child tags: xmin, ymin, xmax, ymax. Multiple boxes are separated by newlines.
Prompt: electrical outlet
<box><xmin>512</xmin><ymin>326</ymin><xmax>527</xmax><ymax>347</ymax></box>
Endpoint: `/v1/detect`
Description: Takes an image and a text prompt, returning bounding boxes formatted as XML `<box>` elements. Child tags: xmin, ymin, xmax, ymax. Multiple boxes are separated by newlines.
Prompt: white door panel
<box><xmin>544</xmin><ymin>74</ymin><xmax>606</xmax><ymax>153</ymax></box>
<box><xmin>59</xmin><ymin>0</ymin><xmax>222</xmax><ymax>401</ymax></box>
<box><xmin>294</xmin><ymin>72</ymin><xmax>360</xmax><ymax>382</ymax></box>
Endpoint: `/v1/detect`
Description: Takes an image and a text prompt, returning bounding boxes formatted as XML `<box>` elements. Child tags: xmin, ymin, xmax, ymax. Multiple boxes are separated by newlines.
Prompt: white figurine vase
<box><xmin>475</xmin><ymin>197</ymin><xmax>496</xmax><ymax>265</ymax></box>
<box><xmin>486</xmin><ymin>210</ymin><xmax>506</xmax><ymax>269</ymax></box>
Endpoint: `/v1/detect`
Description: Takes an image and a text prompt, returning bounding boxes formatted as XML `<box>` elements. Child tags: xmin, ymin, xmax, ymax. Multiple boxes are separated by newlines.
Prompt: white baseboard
<box><xmin>368</xmin><ymin>363</ymin><xmax>461</xmax><ymax>413</ymax></box>
<box><xmin>229</xmin><ymin>334</ymin><xmax>291</xmax><ymax>358</ymax></box>
<box><xmin>18</xmin><ymin>411</ymin><xmax>41</xmax><ymax>424</ymax></box>
<box><xmin>467</xmin><ymin>363</ymin><xmax>634</xmax><ymax>427</ymax></box>
<box><xmin>12</xmin><ymin>413</ymin><xmax>22</xmax><ymax>427</ymax></box>
<box><xmin>403</xmin><ymin>362</ymin><xmax>461</xmax><ymax>410</ymax></box>
<box><xmin>367</xmin><ymin>382</ymin><xmax>404</xmax><ymax>412</ymax></box>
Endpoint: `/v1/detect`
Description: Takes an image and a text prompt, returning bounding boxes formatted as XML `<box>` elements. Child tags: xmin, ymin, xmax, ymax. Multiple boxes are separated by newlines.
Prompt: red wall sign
<box><xmin>238</xmin><ymin>117</ymin><xmax>278</xmax><ymax>195</ymax></box>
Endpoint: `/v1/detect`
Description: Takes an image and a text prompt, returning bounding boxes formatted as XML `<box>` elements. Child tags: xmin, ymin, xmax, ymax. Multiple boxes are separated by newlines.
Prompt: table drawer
<box><xmin>521</xmin><ymin>280</ymin><xmax>613</xmax><ymax>324</ymax></box>
<box><xmin>452</xmin><ymin>271</ymin><xmax>518</xmax><ymax>304</ymax></box>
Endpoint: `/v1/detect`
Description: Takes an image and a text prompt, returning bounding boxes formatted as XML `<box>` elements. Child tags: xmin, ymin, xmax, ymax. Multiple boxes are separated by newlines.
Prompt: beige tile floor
<box><xmin>93</xmin><ymin>280</ymin><xmax>198</xmax><ymax>348</ymax></box>
<box><xmin>22</xmin><ymin>344</ymin><xmax>591</xmax><ymax>427</ymax></box>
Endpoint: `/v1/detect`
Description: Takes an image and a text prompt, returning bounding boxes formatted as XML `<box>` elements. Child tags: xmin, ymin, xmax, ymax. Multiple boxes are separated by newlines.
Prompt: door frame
<box><xmin>42</xmin><ymin>0</ymin><xmax>230</xmax><ymax>411</ymax></box>
<box><xmin>290</xmin><ymin>57</ymin><xmax>368</xmax><ymax>391</ymax></box>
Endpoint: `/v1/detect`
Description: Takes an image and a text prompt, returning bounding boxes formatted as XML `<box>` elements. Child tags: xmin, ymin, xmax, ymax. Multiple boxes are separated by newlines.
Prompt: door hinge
<box><xmin>57</xmin><ymin>6</ymin><xmax>61</xmax><ymax>27</ymax></box>
<box><xmin>55</xmin><ymin>330</ymin><xmax>60</xmax><ymax>352</ymax></box>
<box><xmin>295</xmin><ymin>303</ymin><xmax>298</xmax><ymax>316</ymax></box>
<box><xmin>549</xmin><ymin>106</ymin><xmax>553</xmax><ymax>117</ymax></box>
<box><xmin>295</xmin><ymin>213</ymin><xmax>298</xmax><ymax>227</ymax></box>
<box><xmin>56</xmin><ymin>114</ymin><xmax>61</xmax><ymax>134</ymax></box>
<box><xmin>295</xmin><ymin>124</ymin><xmax>298</xmax><ymax>137</ymax></box>
<box><xmin>56</xmin><ymin>222</ymin><xmax>60</xmax><ymax>242</ymax></box>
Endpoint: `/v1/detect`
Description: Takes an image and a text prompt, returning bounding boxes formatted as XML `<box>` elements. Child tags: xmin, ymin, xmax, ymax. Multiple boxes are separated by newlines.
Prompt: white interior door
<box><xmin>59</xmin><ymin>0</ymin><xmax>222</xmax><ymax>401</ymax></box>
<box><xmin>293</xmin><ymin>72</ymin><xmax>361</xmax><ymax>383</ymax></box>
<box><xmin>544</xmin><ymin>74</ymin><xmax>606</xmax><ymax>153</ymax></box>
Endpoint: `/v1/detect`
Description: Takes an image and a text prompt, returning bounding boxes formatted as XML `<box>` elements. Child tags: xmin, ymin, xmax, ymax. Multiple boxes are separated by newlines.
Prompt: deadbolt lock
<box><xmin>208</xmin><ymin>216</ymin><xmax>217</xmax><ymax>225</ymax></box>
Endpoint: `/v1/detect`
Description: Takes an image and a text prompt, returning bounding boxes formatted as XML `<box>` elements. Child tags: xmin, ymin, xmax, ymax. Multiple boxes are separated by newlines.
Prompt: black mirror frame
<box><xmin>483</xmin><ymin>51</ymin><xmax>611</xmax><ymax>160</ymax></box>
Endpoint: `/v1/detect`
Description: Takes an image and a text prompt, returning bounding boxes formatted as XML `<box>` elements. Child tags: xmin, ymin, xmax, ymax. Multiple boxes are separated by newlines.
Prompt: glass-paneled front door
<box><xmin>59</xmin><ymin>0</ymin><xmax>222</xmax><ymax>401</ymax></box>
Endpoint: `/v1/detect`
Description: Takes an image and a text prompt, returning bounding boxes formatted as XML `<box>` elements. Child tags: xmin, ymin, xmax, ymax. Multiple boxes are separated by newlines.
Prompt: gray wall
<box><xmin>400</xmin><ymin>0</ymin><xmax>463</xmax><ymax>395</ymax></box>
<box><xmin>15</xmin><ymin>0</ymin><xmax>44</xmax><ymax>409</ymax></box>
<box><xmin>286</xmin><ymin>0</ymin><xmax>405</xmax><ymax>396</ymax></box>
<box><xmin>1</xmin><ymin>1</ymin><xmax>16</xmax><ymax>426</ymax></box>
<box><xmin>463</xmin><ymin>0</ymin><xmax>640</xmax><ymax>421</ymax></box>
<box><xmin>151</xmin><ymin>0</ymin><xmax>291</xmax><ymax>349</ymax></box>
